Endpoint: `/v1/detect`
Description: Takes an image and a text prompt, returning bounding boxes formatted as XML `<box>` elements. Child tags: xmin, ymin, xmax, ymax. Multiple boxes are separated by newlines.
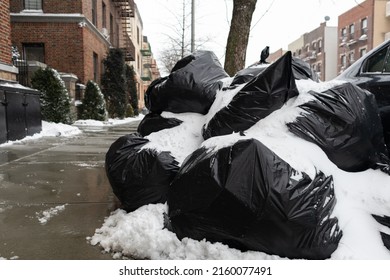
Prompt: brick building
<box><xmin>0</xmin><ymin>0</ymin><xmax>18</xmax><ymax>81</ymax></box>
<box><xmin>338</xmin><ymin>0</ymin><xmax>390</xmax><ymax>74</ymax></box>
<box><xmin>9</xmin><ymin>0</ymin><xmax>138</xmax><ymax>108</ymax></box>
<box><xmin>288</xmin><ymin>22</ymin><xmax>338</xmax><ymax>81</ymax></box>
<box><xmin>10</xmin><ymin>0</ymin><xmax>136</xmax><ymax>83</ymax></box>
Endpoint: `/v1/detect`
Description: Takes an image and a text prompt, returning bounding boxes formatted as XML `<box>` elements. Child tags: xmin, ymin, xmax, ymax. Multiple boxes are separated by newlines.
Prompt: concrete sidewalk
<box><xmin>0</xmin><ymin>121</ymin><xmax>139</xmax><ymax>260</ymax></box>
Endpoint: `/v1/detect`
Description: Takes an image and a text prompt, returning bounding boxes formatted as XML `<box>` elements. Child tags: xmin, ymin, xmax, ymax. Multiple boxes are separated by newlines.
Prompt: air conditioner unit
<box><xmin>101</xmin><ymin>28</ymin><xmax>109</xmax><ymax>39</ymax></box>
<box><xmin>387</xmin><ymin>1</ymin><xmax>390</xmax><ymax>17</ymax></box>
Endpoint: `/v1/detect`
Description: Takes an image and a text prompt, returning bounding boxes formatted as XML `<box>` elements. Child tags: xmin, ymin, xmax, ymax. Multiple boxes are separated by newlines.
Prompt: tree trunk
<box><xmin>224</xmin><ymin>0</ymin><xmax>257</xmax><ymax>76</ymax></box>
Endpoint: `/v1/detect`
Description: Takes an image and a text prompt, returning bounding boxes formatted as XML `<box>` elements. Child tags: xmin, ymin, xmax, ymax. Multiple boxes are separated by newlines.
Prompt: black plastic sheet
<box><xmin>167</xmin><ymin>138</ymin><xmax>342</xmax><ymax>259</ymax></box>
<box><xmin>202</xmin><ymin>51</ymin><xmax>299</xmax><ymax>140</ymax></box>
<box><xmin>144</xmin><ymin>50</ymin><xmax>229</xmax><ymax>115</ymax></box>
<box><xmin>105</xmin><ymin>133</ymin><xmax>179</xmax><ymax>212</ymax></box>
<box><xmin>137</xmin><ymin>113</ymin><xmax>183</xmax><ymax>137</ymax></box>
<box><xmin>288</xmin><ymin>83</ymin><xmax>390</xmax><ymax>173</ymax></box>
<box><xmin>291</xmin><ymin>57</ymin><xmax>320</xmax><ymax>82</ymax></box>
<box><xmin>230</xmin><ymin>56</ymin><xmax>318</xmax><ymax>87</ymax></box>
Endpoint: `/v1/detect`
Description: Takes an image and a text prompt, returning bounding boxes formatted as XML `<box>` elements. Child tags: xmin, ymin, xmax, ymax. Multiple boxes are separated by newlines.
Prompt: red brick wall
<box><xmin>12</xmin><ymin>21</ymin><xmax>110</xmax><ymax>84</ymax></box>
<box><xmin>83</xmin><ymin>28</ymin><xmax>108</xmax><ymax>83</ymax></box>
<box><xmin>11</xmin><ymin>22</ymin><xmax>84</xmax><ymax>78</ymax></box>
<box><xmin>10</xmin><ymin>0</ymin><xmax>82</xmax><ymax>13</ymax></box>
<box><xmin>9</xmin><ymin>0</ymin><xmax>22</xmax><ymax>13</ymax></box>
<box><xmin>0</xmin><ymin>0</ymin><xmax>12</xmax><ymax>65</ymax></box>
<box><xmin>338</xmin><ymin>0</ymin><xmax>375</xmax><ymax>72</ymax></box>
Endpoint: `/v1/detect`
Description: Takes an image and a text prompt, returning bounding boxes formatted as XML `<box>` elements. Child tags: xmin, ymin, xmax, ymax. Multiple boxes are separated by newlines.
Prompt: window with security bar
<box><xmin>24</xmin><ymin>0</ymin><xmax>42</xmax><ymax>10</ymax></box>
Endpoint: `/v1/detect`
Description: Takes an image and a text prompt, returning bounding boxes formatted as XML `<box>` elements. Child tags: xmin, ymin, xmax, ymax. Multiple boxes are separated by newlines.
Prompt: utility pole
<box><xmin>191</xmin><ymin>0</ymin><xmax>195</xmax><ymax>53</ymax></box>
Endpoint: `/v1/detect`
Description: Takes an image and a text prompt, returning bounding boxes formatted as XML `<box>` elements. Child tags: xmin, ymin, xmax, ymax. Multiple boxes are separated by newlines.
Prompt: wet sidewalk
<box><xmin>0</xmin><ymin>121</ymin><xmax>139</xmax><ymax>259</ymax></box>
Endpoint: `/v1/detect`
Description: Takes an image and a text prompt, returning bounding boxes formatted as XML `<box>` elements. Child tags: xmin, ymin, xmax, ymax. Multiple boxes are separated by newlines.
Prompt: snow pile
<box><xmin>0</xmin><ymin>121</ymin><xmax>81</xmax><ymax>147</ymax></box>
<box><xmin>90</xmin><ymin>204</ymin><xmax>283</xmax><ymax>260</ymax></box>
<box><xmin>90</xmin><ymin>77</ymin><xmax>390</xmax><ymax>260</ymax></box>
<box><xmin>73</xmin><ymin>115</ymin><xmax>144</xmax><ymax>127</ymax></box>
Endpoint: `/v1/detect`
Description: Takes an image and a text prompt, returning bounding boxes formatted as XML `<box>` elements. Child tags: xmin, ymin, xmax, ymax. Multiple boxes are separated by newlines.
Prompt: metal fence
<box><xmin>13</xmin><ymin>59</ymin><xmax>29</xmax><ymax>87</ymax></box>
<box><xmin>0</xmin><ymin>84</ymin><xmax>42</xmax><ymax>144</ymax></box>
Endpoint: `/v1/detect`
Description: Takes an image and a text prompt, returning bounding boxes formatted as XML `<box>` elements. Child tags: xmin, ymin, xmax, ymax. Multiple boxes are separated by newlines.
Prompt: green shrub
<box><xmin>31</xmin><ymin>67</ymin><xmax>72</xmax><ymax>124</ymax></box>
<box><xmin>101</xmin><ymin>48</ymin><xmax>127</xmax><ymax>119</ymax></box>
<box><xmin>79</xmin><ymin>81</ymin><xmax>108</xmax><ymax>121</ymax></box>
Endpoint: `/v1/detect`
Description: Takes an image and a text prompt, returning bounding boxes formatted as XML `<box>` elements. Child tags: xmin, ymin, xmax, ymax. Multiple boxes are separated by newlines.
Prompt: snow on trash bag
<box><xmin>105</xmin><ymin>133</ymin><xmax>179</xmax><ymax>212</ymax></box>
<box><xmin>202</xmin><ymin>51</ymin><xmax>299</xmax><ymax>140</ymax></box>
<box><xmin>166</xmin><ymin>138</ymin><xmax>342</xmax><ymax>259</ymax></box>
<box><xmin>287</xmin><ymin>82</ymin><xmax>390</xmax><ymax>173</ymax></box>
<box><xmin>144</xmin><ymin>50</ymin><xmax>229</xmax><ymax>115</ymax></box>
<box><xmin>137</xmin><ymin>113</ymin><xmax>183</xmax><ymax>137</ymax></box>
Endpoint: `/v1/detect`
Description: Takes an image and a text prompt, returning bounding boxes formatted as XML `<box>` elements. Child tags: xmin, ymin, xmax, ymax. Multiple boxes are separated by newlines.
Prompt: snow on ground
<box><xmin>89</xmin><ymin>79</ymin><xmax>390</xmax><ymax>260</ymax></box>
<box><xmin>0</xmin><ymin>115</ymin><xmax>144</xmax><ymax>147</ymax></box>
<box><xmin>36</xmin><ymin>204</ymin><xmax>67</xmax><ymax>225</ymax></box>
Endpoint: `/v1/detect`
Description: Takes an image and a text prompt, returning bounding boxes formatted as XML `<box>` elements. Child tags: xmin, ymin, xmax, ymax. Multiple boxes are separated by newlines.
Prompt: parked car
<box><xmin>335</xmin><ymin>39</ymin><xmax>390</xmax><ymax>151</ymax></box>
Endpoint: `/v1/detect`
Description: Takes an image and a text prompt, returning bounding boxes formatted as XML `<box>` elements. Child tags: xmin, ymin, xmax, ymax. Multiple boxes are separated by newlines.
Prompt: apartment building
<box><xmin>0</xmin><ymin>0</ymin><xmax>18</xmax><ymax>82</ymax></box>
<box><xmin>140</xmin><ymin>36</ymin><xmax>160</xmax><ymax>104</ymax></box>
<box><xmin>288</xmin><ymin>22</ymin><xmax>338</xmax><ymax>81</ymax></box>
<box><xmin>1</xmin><ymin>0</ymin><xmax>42</xmax><ymax>144</ymax></box>
<box><xmin>338</xmin><ymin>0</ymin><xmax>390</xmax><ymax>73</ymax></box>
<box><xmin>9</xmin><ymin>0</ymin><xmax>138</xmax><ymax>109</ymax></box>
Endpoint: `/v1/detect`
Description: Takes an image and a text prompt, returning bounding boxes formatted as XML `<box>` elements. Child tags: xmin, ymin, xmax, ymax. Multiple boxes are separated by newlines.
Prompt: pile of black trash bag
<box><xmin>105</xmin><ymin>50</ymin><xmax>390</xmax><ymax>259</ymax></box>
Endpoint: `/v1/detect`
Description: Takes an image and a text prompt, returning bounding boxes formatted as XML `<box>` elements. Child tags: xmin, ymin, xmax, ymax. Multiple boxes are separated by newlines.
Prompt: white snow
<box><xmin>0</xmin><ymin>116</ymin><xmax>145</xmax><ymax>147</ymax></box>
<box><xmin>36</xmin><ymin>204</ymin><xmax>67</xmax><ymax>225</ymax></box>
<box><xmin>90</xmin><ymin>78</ymin><xmax>390</xmax><ymax>260</ymax></box>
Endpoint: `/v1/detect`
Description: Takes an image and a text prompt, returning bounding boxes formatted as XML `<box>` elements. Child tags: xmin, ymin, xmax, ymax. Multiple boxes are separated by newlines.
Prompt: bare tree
<box><xmin>224</xmin><ymin>0</ymin><xmax>257</xmax><ymax>76</ymax></box>
<box><xmin>158</xmin><ymin>0</ymin><xmax>210</xmax><ymax>74</ymax></box>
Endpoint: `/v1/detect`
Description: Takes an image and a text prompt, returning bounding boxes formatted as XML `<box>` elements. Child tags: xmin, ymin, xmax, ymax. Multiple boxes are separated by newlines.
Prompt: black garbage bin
<box><xmin>0</xmin><ymin>83</ymin><xmax>42</xmax><ymax>144</ymax></box>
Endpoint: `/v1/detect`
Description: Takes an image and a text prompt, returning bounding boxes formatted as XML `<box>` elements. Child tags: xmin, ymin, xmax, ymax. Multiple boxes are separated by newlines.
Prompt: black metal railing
<box><xmin>13</xmin><ymin>59</ymin><xmax>29</xmax><ymax>87</ymax></box>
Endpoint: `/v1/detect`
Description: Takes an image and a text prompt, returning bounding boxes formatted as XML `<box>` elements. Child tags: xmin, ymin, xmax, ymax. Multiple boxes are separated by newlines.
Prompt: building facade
<box><xmin>289</xmin><ymin>22</ymin><xmax>338</xmax><ymax>81</ymax></box>
<box><xmin>10</xmin><ymin>0</ymin><xmax>136</xmax><ymax>83</ymax></box>
<box><xmin>338</xmin><ymin>0</ymin><xmax>390</xmax><ymax>74</ymax></box>
<box><xmin>0</xmin><ymin>0</ymin><xmax>18</xmax><ymax>82</ymax></box>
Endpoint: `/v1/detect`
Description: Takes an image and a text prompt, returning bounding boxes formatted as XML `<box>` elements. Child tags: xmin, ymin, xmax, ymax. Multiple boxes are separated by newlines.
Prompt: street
<box><xmin>0</xmin><ymin>121</ymin><xmax>139</xmax><ymax>259</ymax></box>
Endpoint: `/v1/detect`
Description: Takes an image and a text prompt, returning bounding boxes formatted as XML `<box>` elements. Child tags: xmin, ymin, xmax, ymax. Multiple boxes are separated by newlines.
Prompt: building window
<box><xmin>318</xmin><ymin>39</ymin><xmax>322</xmax><ymax>53</ymax></box>
<box><xmin>349</xmin><ymin>52</ymin><xmax>355</xmax><ymax>65</ymax></box>
<box><xmin>92</xmin><ymin>0</ymin><xmax>97</xmax><ymax>26</ymax></box>
<box><xmin>110</xmin><ymin>14</ymin><xmax>114</xmax><ymax>44</ymax></box>
<box><xmin>349</xmin><ymin>24</ymin><xmax>355</xmax><ymax>39</ymax></box>
<box><xmin>341</xmin><ymin>28</ymin><xmax>347</xmax><ymax>39</ymax></box>
<box><xmin>93</xmin><ymin>52</ymin><xmax>98</xmax><ymax>81</ymax></box>
<box><xmin>24</xmin><ymin>0</ymin><xmax>42</xmax><ymax>10</ymax></box>
<box><xmin>23</xmin><ymin>43</ymin><xmax>44</xmax><ymax>62</ymax></box>
<box><xmin>361</xmin><ymin>18</ymin><xmax>368</xmax><ymax>35</ymax></box>
<box><xmin>312</xmin><ymin>41</ymin><xmax>317</xmax><ymax>51</ymax></box>
<box><xmin>341</xmin><ymin>55</ymin><xmax>346</xmax><ymax>68</ymax></box>
<box><xmin>137</xmin><ymin>27</ymin><xmax>140</xmax><ymax>45</ymax></box>
<box><xmin>116</xmin><ymin>24</ymin><xmax>119</xmax><ymax>47</ymax></box>
<box><xmin>360</xmin><ymin>48</ymin><xmax>367</xmax><ymax>57</ymax></box>
<box><xmin>102</xmin><ymin>2</ymin><xmax>107</xmax><ymax>28</ymax></box>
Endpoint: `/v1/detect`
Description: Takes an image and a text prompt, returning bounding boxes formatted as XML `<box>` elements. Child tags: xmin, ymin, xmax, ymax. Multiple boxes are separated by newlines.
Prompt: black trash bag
<box><xmin>292</xmin><ymin>57</ymin><xmax>320</xmax><ymax>82</ymax></box>
<box><xmin>105</xmin><ymin>133</ymin><xmax>179</xmax><ymax>212</ymax></box>
<box><xmin>144</xmin><ymin>50</ymin><xmax>229</xmax><ymax>115</ymax></box>
<box><xmin>230</xmin><ymin>66</ymin><xmax>267</xmax><ymax>87</ymax></box>
<box><xmin>202</xmin><ymin>51</ymin><xmax>299</xmax><ymax>140</ymax></box>
<box><xmin>230</xmin><ymin>56</ymin><xmax>319</xmax><ymax>87</ymax></box>
<box><xmin>372</xmin><ymin>214</ymin><xmax>390</xmax><ymax>251</ymax></box>
<box><xmin>137</xmin><ymin>113</ymin><xmax>183</xmax><ymax>137</ymax></box>
<box><xmin>167</xmin><ymin>139</ymin><xmax>342</xmax><ymax>259</ymax></box>
<box><xmin>287</xmin><ymin>82</ymin><xmax>390</xmax><ymax>173</ymax></box>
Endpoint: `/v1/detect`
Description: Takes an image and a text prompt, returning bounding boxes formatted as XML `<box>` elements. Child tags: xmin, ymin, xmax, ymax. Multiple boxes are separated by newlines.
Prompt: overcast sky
<box><xmin>136</xmin><ymin>0</ymin><xmax>363</xmax><ymax>73</ymax></box>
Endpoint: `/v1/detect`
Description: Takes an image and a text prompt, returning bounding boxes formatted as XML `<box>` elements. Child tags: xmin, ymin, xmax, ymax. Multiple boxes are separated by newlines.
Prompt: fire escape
<box><xmin>112</xmin><ymin>0</ymin><xmax>136</xmax><ymax>61</ymax></box>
